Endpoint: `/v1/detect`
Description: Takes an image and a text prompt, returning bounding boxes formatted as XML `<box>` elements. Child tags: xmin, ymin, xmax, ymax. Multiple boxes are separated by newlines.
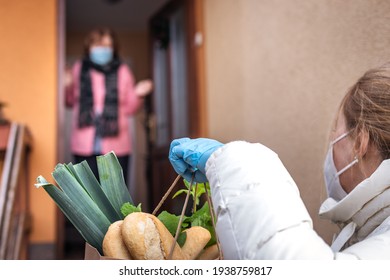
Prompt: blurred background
<box><xmin>1</xmin><ymin>0</ymin><xmax>390</xmax><ymax>259</ymax></box>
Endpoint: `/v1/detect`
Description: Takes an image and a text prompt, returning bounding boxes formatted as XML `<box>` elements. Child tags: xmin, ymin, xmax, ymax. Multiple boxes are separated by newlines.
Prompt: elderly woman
<box><xmin>65</xmin><ymin>27</ymin><xmax>152</xmax><ymax>183</ymax></box>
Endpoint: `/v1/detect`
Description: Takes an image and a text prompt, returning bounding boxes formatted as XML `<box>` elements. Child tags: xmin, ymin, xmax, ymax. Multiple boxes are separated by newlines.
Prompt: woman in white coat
<box><xmin>169</xmin><ymin>62</ymin><xmax>390</xmax><ymax>259</ymax></box>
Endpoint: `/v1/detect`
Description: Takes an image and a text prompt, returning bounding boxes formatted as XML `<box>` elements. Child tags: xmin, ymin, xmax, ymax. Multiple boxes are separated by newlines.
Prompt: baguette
<box><xmin>121</xmin><ymin>212</ymin><xmax>186</xmax><ymax>260</ymax></box>
<box><xmin>181</xmin><ymin>226</ymin><xmax>211</xmax><ymax>260</ymax></box>
<box><xmin>102</xmin><ymin>220</ymin><xmax>132</xmax><ymax>259</ymax></box>
<box><xmin>196</xmin><ymin>244</ymin><xmax>220</xmax><ymax>260</ymax></box>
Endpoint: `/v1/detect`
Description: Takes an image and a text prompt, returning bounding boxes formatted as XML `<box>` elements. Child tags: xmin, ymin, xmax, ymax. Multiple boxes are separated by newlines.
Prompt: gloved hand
<box><xmin>169</xmin><ymin>138</ymin><xmax>224</xmax><ymax>183</ymax></box>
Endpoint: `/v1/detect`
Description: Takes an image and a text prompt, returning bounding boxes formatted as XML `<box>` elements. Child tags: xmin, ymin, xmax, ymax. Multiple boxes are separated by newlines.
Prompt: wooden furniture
<box><xmin>0</xmin><ymin>122</ymin><xmax>32</xmax><ymax>259</ymax></box>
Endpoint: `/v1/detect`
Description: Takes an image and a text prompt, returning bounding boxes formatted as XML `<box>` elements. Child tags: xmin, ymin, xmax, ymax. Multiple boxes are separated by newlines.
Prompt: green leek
<box><xmin>35</xmin><ymin>152</ymin><xmax>133</xmax><ymax>255</ymax></box>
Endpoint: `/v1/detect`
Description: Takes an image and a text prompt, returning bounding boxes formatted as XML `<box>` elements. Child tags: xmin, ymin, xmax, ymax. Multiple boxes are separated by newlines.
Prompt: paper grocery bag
<box><xmin>84</xmin><ymin>243</ymin><xmax>117</xmax><ymax>260</ymax></box>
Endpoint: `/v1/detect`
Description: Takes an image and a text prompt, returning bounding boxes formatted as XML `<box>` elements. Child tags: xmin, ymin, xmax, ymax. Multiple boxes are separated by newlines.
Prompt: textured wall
<box><xmin>0</xmin><ymin>0</ymin><xmax>57</xmax><ymax>242</ymax></box>
<box><xmin>204</xmin><ymin>0</ymin><xmax>390</xmax><ymax>243</ymax></box>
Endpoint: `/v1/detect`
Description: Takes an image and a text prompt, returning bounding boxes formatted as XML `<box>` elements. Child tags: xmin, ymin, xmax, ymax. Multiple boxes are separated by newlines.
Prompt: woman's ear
<box><xmin>354</xmin><ymin>129</ymin><xmax>370</xmax><ymax>158</ymax></box>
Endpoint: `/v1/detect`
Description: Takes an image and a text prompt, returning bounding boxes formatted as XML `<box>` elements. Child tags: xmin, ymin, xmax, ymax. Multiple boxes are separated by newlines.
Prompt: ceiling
<box><xmin>66</xmin><ymin>0</ymin><xmax>171</xmax><ymax>33</ymax></box>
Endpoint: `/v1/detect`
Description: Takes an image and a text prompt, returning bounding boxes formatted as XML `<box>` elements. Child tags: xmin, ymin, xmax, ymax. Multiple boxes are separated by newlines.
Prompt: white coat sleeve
<box><xmin>205</xmin><ymin>141</ymin><xmax>335</xmax><ymax>259</ymax></box>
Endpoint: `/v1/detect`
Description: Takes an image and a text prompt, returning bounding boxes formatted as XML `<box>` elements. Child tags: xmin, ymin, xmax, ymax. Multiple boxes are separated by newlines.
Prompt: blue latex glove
<box><xmin>169</xmin><ymin>137</ymin><xmax>224</xmax><ymax>183</ymax></box>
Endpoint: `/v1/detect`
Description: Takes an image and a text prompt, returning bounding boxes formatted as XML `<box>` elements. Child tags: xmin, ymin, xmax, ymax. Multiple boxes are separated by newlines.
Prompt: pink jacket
<box><xmin>66</xmin><ymin>61</ymin><xmax>142</xmax><ymax>156</ymax></box>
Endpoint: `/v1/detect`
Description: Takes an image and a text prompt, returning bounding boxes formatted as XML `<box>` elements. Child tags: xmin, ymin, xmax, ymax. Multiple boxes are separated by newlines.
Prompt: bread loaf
<box><xmin>181</xmin><ymin>226</ymin><xmax>211</xmax><ymax>259</ymax></box>
<box><xmin>196</xmin><ymin>244</ymin><xmax>220</xmax><ymax>260</ymax></box>
<box><xmin>102</xmin><ymin>220</ymin><xmax>132</xmax><ymax>259</ymax></box>
<box><xmin>121</xmin><ymin>212</ymin><xmax>186</xmax><ymax>260</ymax></box>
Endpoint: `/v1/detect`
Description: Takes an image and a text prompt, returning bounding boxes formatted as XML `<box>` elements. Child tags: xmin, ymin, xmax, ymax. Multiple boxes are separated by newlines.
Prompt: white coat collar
<box><xmin>319</xmin><ymin>159</ymin><xmax>390</xmax><ymax>249</ymax></box>
<box><xmin>319</xmin><ymin>159</ymin><xmax>390</xmax><ymax>225</ymax></box>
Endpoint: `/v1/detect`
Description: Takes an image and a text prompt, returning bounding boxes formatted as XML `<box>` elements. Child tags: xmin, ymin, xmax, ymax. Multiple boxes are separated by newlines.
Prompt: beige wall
<box><xmin>203</xmin><ymin>0</ymin><xmax>390</xmax><ymax>243</ymax></box>
<box><xmin>0</xmin><ymin>0</ymin><xmax>57</xmax><ymax>243</ymax></box>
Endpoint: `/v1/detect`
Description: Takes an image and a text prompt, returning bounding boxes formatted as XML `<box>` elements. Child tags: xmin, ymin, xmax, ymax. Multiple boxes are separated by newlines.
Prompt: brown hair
<box><xmin>83</xmin><ymin>27</ymin><xmax>120</xmax><ymax>58</ymax></box>
<box><xmin>341</xmin><ymin>62</ymin><xmax>390</xmax><ymax>159</ymax></box>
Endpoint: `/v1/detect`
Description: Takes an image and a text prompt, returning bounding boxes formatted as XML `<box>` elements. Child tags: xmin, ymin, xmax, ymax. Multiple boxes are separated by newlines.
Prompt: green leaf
<box><xmin>172</xmin><ymin>189</ymin><xmax>189</xmax><ymax>199</ymax></box>
<box><xmin>157</xmin><ymin>211</ymin><xmax>189</xmax><ymax>248</ymax></box>
<box><xmin>72</xmin><ymin>161</ymin><xmax>121</xmax><ymax>223</ymax></box>
<box><xmin>181</xmin><ymin>180</ymin><xmax>210</xmax><ymax>207</ymax></box>
<box><xmin>97</xmin><ymin>152</ymin><xmax>133</xmax><ymax>218</ymax></box>
<box><xmin>188</xmin><ymin>202</ymin><xmax>210</xmax><ymax>226</ymax></box>
<box><xmin>121</xmin><ymin>202</ymin><xmax>142</xmax><ymax>217</ymax></box>
<box><xmin>186</xmin><ymin>202</ymin><xmax>216</xmax><ymax>247</ymax></box>
<box><xmin>35</xmin><ymin>152</ymin><xmax>139</xmax><ymax>254</ymax></box>
<box><xmin>157</xmin><ymin>211</ymin><xmax>189</xmax><ymax>237</ymax></box>
<box><xmin>177</xmin><ymin>232</ymin><xmax>187</xmax><ymax>247</ymax></box>
<box><xmin>51</xmin><ymin>164</ymin><xmax>111</xmax><ymax>233</ymax></box>
<box><xmin>202</xmin><ymin>223</ymin><xmax>217</xmax><ymax>247</ymax></box>
<box><xmin>52</xmin><ymin>164</ymin><xmax>110</xmax><ymax>224</ymax></box>
<box><xmin>170</xmin><ymin>179</ymin><xmax>216</xmax><ymax>247</ymax></box>
<box><xmin>35</xmin><ymin>176</ymin><xmax>106</xmax><ymax>254</ymax></box>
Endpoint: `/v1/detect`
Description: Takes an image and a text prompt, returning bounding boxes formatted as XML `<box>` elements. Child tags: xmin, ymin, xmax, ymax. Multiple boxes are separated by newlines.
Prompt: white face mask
<box><xmin>323</xmin><ymin>131</ymin><xmax>358</xmax><ymax>201</ymax></box>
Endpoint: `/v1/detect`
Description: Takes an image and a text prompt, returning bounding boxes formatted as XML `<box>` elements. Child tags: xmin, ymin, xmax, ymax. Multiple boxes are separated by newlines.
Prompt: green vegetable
<box><xmin>173</xmin><ymin>180</ymin><xmax>209</xmax><ymax>212</ymax></box>
<box><xmin>35</xmin><ymin>152</ymin><xmax>133</xmax><ymax>254</ymax></box>
<box><xmin>157</xmin><ymin>211</ymin><xmax>188</xmax><ymax>247</ymax></box>
<box><xmin>120</xmin><ymin>202</ymin><xmax>142</xmax><ymax>217</ymax></box>
<box><xmin>186</xmin><ymin>202</ymin><xmax>216</xmax><ymax>247</ymax></box>
<box><xmin>172</xmin><ymin>180</ymin><xmax>216</xmax><ymax>247</ymax></box>
<box><xmin>97</xmin><ymin>152</ymin><xmax>133</xmax><ymax>218</ymax></box>
<box><xmin>35</xmin><ymin>176</ymin><xmax>107</xmax><ymax>253</ymax></box>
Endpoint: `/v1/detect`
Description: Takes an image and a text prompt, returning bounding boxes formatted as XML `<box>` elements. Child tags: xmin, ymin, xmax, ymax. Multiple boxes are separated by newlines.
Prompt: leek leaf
<box><xmin>97</xmin><ymin>152</ymin><xmax>133</xmax><ymax>218</ymax></box>
<box><xmin>35</xmin><ymin>176</ymin><xmax>105</xmax><ymax>254</ymax></box>
<box><xmin>72</xmin><ymin>161</ymin><xmax>121</xmax><ymax>223</ymax></box>
<box><xmin>52</xmin><ymin>164</ymin><xmax>111</xmax><ymax>238</ymax></box>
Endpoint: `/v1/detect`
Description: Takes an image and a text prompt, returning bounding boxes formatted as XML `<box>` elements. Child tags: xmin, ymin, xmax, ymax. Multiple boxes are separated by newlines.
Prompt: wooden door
<box><xmin>146</xmin><ymin>0</ymin><xmax>206</xmax><ymax>215</ymax></box>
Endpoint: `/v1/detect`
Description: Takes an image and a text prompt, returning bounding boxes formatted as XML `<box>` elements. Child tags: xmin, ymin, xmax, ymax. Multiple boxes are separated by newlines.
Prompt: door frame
<box><xmin>145</xmin><ymin>0</ymin><xmax>208</xmax><ymax>213</ymax></box>
<box><xmin>147</xmin><ymin>0</ymin><xmax>207</xmax><ymax>138</ymax></box>
<box><xmin>55</xmin><ymin>0</ymin><xmax>208</xmax><ymax>257</ymax></box>
<box><xmin>187</xmin><ymin>0</ymin><xmax>208</xmax><ymax>137</ymax></box>
<box><xmin>56</xmin><ymin>0</ymin><xmax>66</xmax><ymax>259</ymax></box>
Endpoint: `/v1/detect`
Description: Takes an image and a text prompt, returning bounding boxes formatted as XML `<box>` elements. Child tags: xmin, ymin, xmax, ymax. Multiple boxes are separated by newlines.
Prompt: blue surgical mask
<box><xmin>89</xmin><ymin>46</ymin><xmax>113</xmax><ymax>65</ymax></box>
<box><xmin>323</xmin><ymin>131</ymin><xmax>358</xmax><ymax>201</ymax></box>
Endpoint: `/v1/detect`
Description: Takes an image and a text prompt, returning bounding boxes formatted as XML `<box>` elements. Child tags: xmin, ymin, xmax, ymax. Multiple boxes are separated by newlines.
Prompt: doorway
<box><xmin>58</xmin><ymin>0</ymin><xmax>170</xmax><ymax>259</ymax></box>
<box><xmin>57</xmin><ymin>0</ymin><xmax>206</xmax><ymax>259</ymax></box>
<box><xmin>146</xmin><ymin>0</ymin><xmax>207</xmax><ymax>215</ymax></box>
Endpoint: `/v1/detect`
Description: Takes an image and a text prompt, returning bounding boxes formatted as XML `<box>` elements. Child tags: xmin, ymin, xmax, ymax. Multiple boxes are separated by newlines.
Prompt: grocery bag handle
<box><xmin>152</xmin><ymin>174</ymin><xmax>223</xmax><ymax>260</ymax></box>
<box><xmin>152</xmin><ymin>174</ymin><xmax>182</xmax><ymax>216</ymax></box>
